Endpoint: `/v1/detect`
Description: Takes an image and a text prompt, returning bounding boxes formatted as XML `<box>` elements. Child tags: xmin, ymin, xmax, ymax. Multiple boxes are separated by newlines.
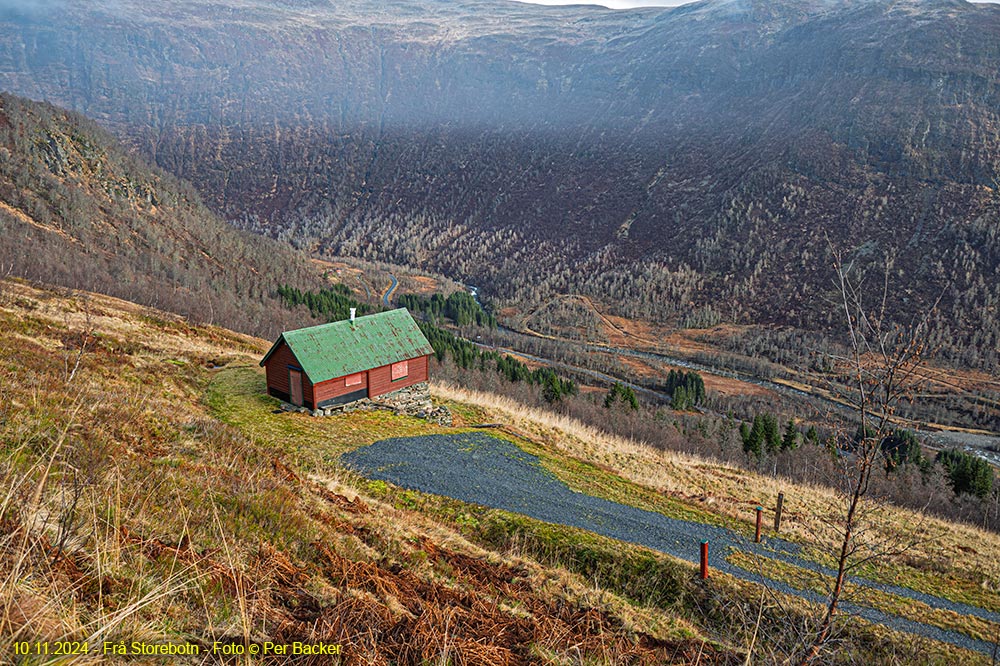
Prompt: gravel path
<box><xmin>341</xmin><ymin>433</ymin><xmax>1000</xmax><ymax>657</ymax></box>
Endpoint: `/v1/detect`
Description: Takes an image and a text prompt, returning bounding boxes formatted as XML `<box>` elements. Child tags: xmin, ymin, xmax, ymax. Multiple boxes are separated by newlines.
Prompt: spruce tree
<box><xmin>604</xmin><ymin>383</ymin><xmax>620</xmax><ymax>409</ymax></box>
<box><xmin>622</xmin><ymin>384</ymin><xmax>638</xmax><ymax>410</ymax></box>
<box><xmin>763</xmin><ymin>413</ymin><xmax>781</xmax><ymax>454</ymax></box>
<box><xmin>781</xmin><ymin>419</ymin><xmax>800</xmax><ymax>451</ymax></box>
<box><xmin>672</xmin><ymin>386</ymin><xmax>689</xmax><ymax>411</ymax></box>
<box><xmin>745</xmin><ymin>415</ymin><xmax>765</xmax><ymax>458</ymax></box>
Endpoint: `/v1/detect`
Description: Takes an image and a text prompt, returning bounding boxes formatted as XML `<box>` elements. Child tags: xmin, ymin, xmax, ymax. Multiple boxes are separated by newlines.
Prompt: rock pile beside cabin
<box><xmin>281</xmin><ymin>381</ymin><xmax>452</xmax><ymax>426</ymax></box>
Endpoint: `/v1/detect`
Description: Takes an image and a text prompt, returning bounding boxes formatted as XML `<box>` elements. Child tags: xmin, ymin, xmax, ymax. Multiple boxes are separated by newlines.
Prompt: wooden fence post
<box><xmin>775</xmin><ymin>492</ymin><xmax>784</xmax><ymax>532</ymax></box>
<box><xmin>700</xmin><ymin>541</ymin><xmax>709</xmax><ymax>579</ymax></box>
<box><xmin>755</xmin><ymin>506</ymin><xmax>763</xmax><ymax>543</ymax></box>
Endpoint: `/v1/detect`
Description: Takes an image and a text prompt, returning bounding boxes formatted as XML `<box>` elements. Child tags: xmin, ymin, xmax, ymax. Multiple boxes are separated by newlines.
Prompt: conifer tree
<box><xmin>763</xmin><ymin>413</ymin><xmax>781</xmax><ymax>454</ymax></box>
<box><xmin>781</xmin><ymin>419</ymin><xmax>800</xmax><ymax>451</ymax></box>
<box><xmin>744</xmin><ymin>415</ymin><xmax>765</xmax><ymax>458</ymax></box>
<box><xmin>671</xmin><ymin>386</ymin><xmax>689</xmax><ymax>411</ymax></box>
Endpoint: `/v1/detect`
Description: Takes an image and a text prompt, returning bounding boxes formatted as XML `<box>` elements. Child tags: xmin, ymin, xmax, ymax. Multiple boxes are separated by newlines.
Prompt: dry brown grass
<box><xmin>3</xmin><ymin>278</ymin><xmax>996</xmax><ymax>664</ymax></box>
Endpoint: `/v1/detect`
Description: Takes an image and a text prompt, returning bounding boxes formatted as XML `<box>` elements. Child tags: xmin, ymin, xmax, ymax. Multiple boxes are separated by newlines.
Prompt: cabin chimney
<box><xmin>349</xmin><ymin>308</ymin><xmax>356</xmax><ymax>323</ymax></box>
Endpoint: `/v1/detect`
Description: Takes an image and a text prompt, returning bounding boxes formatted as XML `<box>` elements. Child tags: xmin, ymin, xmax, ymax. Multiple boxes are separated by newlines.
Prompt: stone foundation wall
<box><xmin>280</xmin><ymin>381</ymin><xmax>451</xmax><ymax>426</ymax></box>
<box><xmin>374</xmin><ymin>382</ymin><xmax>433</xmax><ymax>413</ymax></box>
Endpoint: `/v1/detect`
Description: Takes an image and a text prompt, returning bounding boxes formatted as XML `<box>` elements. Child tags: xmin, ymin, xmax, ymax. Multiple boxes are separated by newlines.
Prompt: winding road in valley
<box><xmin>489</xmin><ymin>323</ymin><xmax>846</xmax><ymax>414</ymax></box>
<box><xmin>463</xmin><ymin>286</ymin><xmax>999</xmax><ymax>447</ymax></box>
<box><xmin>489</xmin><ymin>324</ymin><xmax>1000</xmax><ymax>447</ymax></box>
<box><xmin>382</xmin><ymin>273</ymin><xmax>399</xmax><ymax>307</ymax></box>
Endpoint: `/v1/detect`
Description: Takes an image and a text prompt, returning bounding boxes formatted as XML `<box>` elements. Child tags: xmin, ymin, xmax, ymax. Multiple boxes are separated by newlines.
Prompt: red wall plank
<box><xmin>369</xmin><ymin>355</ymin><xmax>429</xmax><ymax>398</ymax></box>
<box><xmin>264</xmin><ymin>341</ymin><xmax>314</xmax><ymax>406</ymax></box>
<box><xmin>314</xmin><ymin>371</ymin><xmax>370</xmax><ymax>403</ymax></box>
<box><xmin>264</xmin><ymin>342</ymin><xmax>298</xmax><ymax>395</ymax></box>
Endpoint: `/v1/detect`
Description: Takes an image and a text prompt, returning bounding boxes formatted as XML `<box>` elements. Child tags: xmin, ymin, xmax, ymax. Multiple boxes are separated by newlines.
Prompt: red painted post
<box><xmin>755</xmin><ymin>506</ymin><xmax>763</xmax><ymax>543</ymax></box>
<box><xmin>700</xmin><ymin>541</ymin><xmax>709</xmax><ymax>579</ymax></box>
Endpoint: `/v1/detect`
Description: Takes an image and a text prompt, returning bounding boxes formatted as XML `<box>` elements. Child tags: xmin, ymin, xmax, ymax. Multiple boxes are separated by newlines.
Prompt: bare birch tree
<box><xmin>797</xmin><ymin>248</ymin><xmax>940</xmax><ymax>664</ymax></box>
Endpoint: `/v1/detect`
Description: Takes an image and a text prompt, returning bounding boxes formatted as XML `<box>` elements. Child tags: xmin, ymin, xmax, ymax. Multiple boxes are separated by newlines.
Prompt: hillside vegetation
<box><xmin>2</xmin><ymin>279</ymin><xmax>999</xmax><ymax>664</ymax></box>
<box><xmin>0</xmin><ymin>280</ymin><xmax>729</xmax><ymax>664</ymax></box>
<box><xmin>0</xmin><ymin>93</ymin><xmax>320</xmax><ymax>339</ymax></box>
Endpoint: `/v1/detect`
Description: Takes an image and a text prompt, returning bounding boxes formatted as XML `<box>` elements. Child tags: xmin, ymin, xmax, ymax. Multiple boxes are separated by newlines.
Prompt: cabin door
<box><xmin>289</xmin><ymin>369</ymin><xmax>304</xmax><ymax>406</ymax></box>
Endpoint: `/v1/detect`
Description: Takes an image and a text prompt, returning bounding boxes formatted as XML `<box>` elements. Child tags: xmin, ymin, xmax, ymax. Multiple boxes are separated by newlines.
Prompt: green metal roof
<box><xmin>260</xmin><ymin>309</ymin><xmax>432</xmax><ymax>384</ymax></box>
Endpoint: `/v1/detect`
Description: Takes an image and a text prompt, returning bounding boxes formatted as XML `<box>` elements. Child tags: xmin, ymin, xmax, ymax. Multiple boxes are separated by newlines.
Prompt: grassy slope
<box><xmin>0</xmin><ymin>279</ymin><xmax>727</xmax><ymax>664</ymax></box>
<box><xmin>2</xmin><ymin>278</ymin><xmax>997</xmax><ymax>664</ymax></box>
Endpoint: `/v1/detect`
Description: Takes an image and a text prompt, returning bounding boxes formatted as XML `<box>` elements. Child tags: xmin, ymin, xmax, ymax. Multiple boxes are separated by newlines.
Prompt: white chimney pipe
<box><xmin>350</xmin><ymin>308</ymin><xmax>356</xmax><ymax>322</ymax></box>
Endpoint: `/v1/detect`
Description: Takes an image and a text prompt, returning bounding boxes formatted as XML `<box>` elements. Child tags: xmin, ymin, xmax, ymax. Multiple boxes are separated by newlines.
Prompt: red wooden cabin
<box><xmin>260</xmin><ymin>308</ymin><xmax>433</xmax><ymax>411</ymax></box>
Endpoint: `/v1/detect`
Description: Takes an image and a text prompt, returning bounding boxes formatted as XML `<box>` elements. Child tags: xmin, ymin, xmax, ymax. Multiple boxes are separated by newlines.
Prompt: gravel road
<box><xmin>341</xmin><ymin>433</ymin><xmax>1000</xmax><ymax>657</ymax></box>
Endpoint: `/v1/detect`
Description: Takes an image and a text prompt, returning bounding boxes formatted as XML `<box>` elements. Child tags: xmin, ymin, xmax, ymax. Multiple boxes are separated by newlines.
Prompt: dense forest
<box><xmin>277</xmin><ymin>284</ymin><xmax>376</xmax><ymax>323</ymax></box>
<box><xmin>397</xmin><ymin>292</ymin><xmax>496</xmax><ymax>329</ymax></box>
<box><xmin>660</xmin><ymin>369</ymin><xmax>706</xmax><ymax>411</ymax></box>
<box><xmin>419</xmin><ymin>323</ymin><xmax>577</xmax><ymax>404</ymax></box>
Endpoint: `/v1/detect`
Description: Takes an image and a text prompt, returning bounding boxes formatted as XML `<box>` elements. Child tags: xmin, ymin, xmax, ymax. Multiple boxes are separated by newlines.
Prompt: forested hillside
<box><xmin>0</xmin><ymin>0</ymin><xmax>998</xmax><ymax>365</ymax></box>
<box><xmin>0</xmin><ymin>94</ymin><xmax>319</xmax><ymax>337</ymax></box>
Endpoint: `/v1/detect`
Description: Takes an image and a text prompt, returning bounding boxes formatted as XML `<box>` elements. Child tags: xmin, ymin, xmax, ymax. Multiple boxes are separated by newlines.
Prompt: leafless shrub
<box><xmin>0</xmin><ymin>262</ymin><xmax>13</xmax><ymax>306</ymax></box>
<box><xmin>797</xmin><ymin>248</ymin><xmax>942</xmax><ymax>664</ymax></box>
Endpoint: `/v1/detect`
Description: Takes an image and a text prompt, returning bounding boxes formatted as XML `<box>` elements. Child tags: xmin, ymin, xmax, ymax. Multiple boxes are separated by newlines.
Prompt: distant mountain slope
<box><xmin>1</xmin><ymin>0</ymin><xmax>998</xmax><ymax>363</ymax></box>
<box><xmin>0</xmin><ymin>93</ymin><xmax>318</xmax><ymax>337</ymax></box>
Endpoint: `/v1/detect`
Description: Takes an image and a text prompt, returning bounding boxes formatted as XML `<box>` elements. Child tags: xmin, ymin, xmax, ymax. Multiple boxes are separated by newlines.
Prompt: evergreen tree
<box><xmin>541</xmin><ymin>374</ymin><xmax>560</xmax><ymax>403</ymax></box>
<box><xmin>409</xmin><ymin>321</ymin><xmax>576</xmax><ymax>399</ymax></box>
<box><xmin>671</xmin><ymin>386</ymin><xmax>689</xmax><ymax>411</ymax></box>
<box><xmin>744</xmin><ymin>415</ymin><xmax>765</xmax><ymax>458</ymax></box>
<box><xmin>622</xmin><ymin>384</ymin><xmax>638</xmax><ymax>410</ymax></box>
<box><xmin>603</xmin><ymin>388</ymin><xmax>615</xmax><ymax>409</ymax></box>
<box><xmin>936</xmin><ymin>449</ymin><xmax>995</xmax><ymax>498</ymax></box>
<box><xmin>398</xmin><ymin>291</ymin><xmax>496</xmax><ymax>328</ymax></box>
<box><xmin>762</xmin><ymin>413</ymin><xmax>781</xmax><ymax>455</ymax></box>
<box><xmin>781</xmin><ymin>419</ymin><xmax>800</xmax><ymax>451</ymax></box>
<box><xmin>662</xmin><ymin>369</ymin><xmax>705</xmax><ymax>407</ymax></box>
<box><xmin>277</xmin><ymin>283</ymin><xmax>373</xmax><ymax>322</ymax></box>
<box><xmin>604</xmin><ymin>382</ymin><xmax>638</xmax><ymax>411</ymax></box>
<box><xmin>880</xmin><ymin>429</ymin><xmax>925</xmax><ymax>473</ymax></box>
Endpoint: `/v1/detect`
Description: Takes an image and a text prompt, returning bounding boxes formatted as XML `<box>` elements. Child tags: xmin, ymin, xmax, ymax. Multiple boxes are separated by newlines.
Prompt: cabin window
<box><xmin>391</xmin><ymin>360</ymin><xmax>409</xmax><ymax>381</ymax></box>
<box><xmin>345</xmin><ymin>373</ymin><xmax>363</xmax><ymax>387</ymax></box>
